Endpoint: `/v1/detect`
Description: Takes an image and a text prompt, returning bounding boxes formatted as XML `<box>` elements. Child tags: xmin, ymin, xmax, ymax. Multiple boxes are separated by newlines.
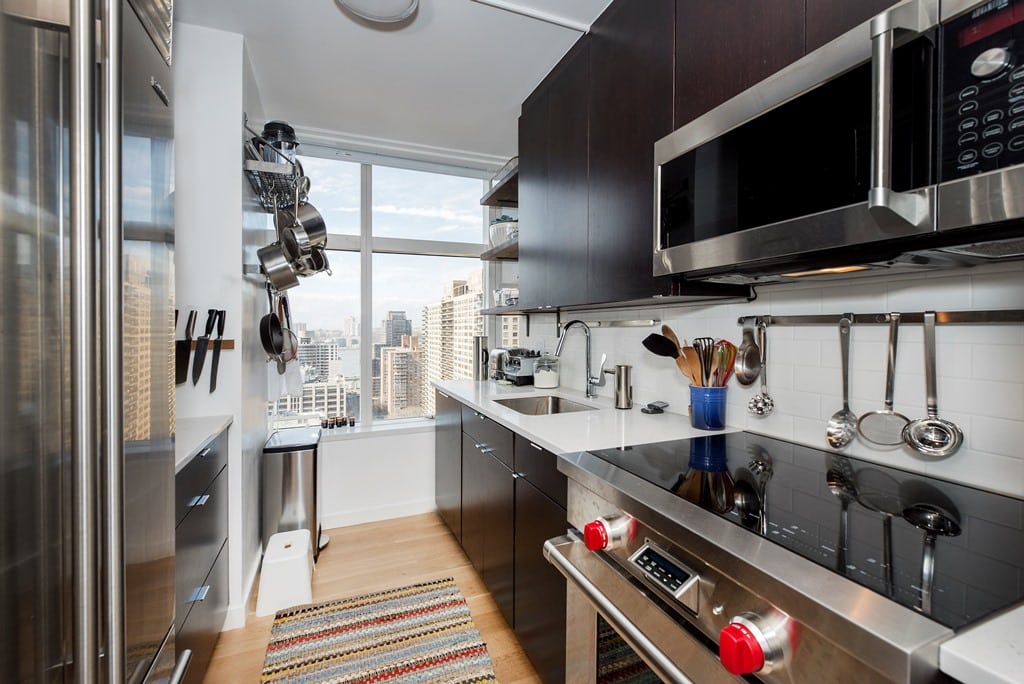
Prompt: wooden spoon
<box><xmin>661</xmin><ymin>325</ymin><xmax>697</xmax><ymax>384</ymax></box>
<box><xmin>682</xmin><ymin>345</ymin><xmax>703</xmax><ymax>387</ymax></box>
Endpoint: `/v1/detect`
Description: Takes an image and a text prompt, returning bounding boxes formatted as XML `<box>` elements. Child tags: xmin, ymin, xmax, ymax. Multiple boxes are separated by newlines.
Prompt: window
<box><xmin>267</xmin><ymin>153</ymin><xmax>487</xmax><ymax>428</ymax></box>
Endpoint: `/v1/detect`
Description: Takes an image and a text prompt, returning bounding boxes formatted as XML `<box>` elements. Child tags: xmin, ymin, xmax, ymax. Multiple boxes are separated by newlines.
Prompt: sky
<box><xmin>287</xmin><ymin>156</ymin><xmax>488</xmax><ymax>332</ymax></box>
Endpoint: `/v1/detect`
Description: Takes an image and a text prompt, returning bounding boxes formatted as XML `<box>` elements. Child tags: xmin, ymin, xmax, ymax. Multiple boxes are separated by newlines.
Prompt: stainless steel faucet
<box><xmin>555</xmin><ymin>319</ymin><xmax>606</xmax><ymax>398</ymax></box>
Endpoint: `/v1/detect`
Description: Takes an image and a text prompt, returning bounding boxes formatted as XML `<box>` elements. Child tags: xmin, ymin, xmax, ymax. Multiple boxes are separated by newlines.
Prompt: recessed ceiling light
<box><xmin>339</xmin><ymin>0</ymin><xmax>418</xmax><ymax>23</ymax></box>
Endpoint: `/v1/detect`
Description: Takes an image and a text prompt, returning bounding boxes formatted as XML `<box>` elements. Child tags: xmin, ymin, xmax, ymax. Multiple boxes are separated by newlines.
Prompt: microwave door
<box><xmin>654</xmin><ymin>0</ymin><xmax>939</xmax><ymax>280</ymax></box>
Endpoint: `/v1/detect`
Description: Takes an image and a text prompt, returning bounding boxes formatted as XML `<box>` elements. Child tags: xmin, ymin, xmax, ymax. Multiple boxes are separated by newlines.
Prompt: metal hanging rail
<box><xmin>738</xmin><ymin>309</ymin><xmax>1024</xmax><ymax>327</ymax></box>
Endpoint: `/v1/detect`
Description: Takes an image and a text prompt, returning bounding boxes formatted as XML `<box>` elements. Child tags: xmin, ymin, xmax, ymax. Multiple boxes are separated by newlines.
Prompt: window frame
<box><xmin>292</xmin><ymin>147</ymin><xmax>492</xmax><ymax>428</ymax></box>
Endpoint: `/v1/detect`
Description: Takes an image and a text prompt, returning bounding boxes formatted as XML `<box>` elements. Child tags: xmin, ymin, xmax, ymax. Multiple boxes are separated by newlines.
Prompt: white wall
<box><xmin>174</xmin><ymin>22</ymin><xmax>268</xmax><ymax>630</ymax></box>
<box><xmin>318</xmin><ymin>429</ymin><xmax>436</xmax><ymax>529</ymax></box>
<box><xmin>520</xmin><ymin>262</ymin><xmax>1024</xmax><ymax>498</ymax></box>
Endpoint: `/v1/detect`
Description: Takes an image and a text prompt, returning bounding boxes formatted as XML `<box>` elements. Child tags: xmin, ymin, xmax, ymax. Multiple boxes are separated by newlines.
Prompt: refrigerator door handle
<box><xmin>168</xmin><ymin>650</ymin><xmax>192</xmax><ymax>684</ymax></box>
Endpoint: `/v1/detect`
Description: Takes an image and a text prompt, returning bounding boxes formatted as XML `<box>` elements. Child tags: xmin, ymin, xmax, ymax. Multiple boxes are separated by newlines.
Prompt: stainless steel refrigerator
<box><xmin>0</xmin><ymin>0</ymin><xmax>179</xmax><ymax>681</ymax></box>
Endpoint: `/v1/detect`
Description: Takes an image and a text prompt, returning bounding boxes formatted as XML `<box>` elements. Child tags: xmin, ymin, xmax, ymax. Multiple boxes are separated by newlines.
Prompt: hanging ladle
<box><xmin>902</xmin><ymin>311</ymin><xmax>964</xmax><ymax>457</ymax></box>
<box><xmin>857</xmin><ymin>313</ymin><xmax>909</xmax><ymax>446</ymax></box>
<box><xmin>826</xmin><ymin>316</ymin><xmax>857</xmax><ymax>449</ymax></box>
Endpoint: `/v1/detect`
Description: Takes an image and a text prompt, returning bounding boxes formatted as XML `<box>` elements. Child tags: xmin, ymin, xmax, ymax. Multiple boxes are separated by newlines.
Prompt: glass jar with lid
<box><xmin>534</xmin><ymin>354</ymin><xmax>560</xmax><ymax>389</ymax></box>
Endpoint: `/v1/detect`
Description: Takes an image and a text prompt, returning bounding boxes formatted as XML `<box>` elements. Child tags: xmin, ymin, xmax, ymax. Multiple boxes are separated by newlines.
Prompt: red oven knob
<box><xmin>582</xmin><ymin>515</ymin><xmax>634</xmax><ymax>551</ymax></box>
<box><xmin>719</xmin><ymin>612</ymin><xmax>791</xmax><ymax>675</ymax></box>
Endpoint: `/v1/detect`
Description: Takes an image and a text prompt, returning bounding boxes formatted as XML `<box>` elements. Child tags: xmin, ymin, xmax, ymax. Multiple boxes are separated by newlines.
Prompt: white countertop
<box><xmin>175</xmin><ymin>414</ymin><xmax>232</xmax><ymax>473</ymax></box>
<box><xmin>434</xmin><ymin>379</ymin><xmax>1024</xmax><ymax>681</ymax></box>
<box><xmin>433</xmin><ymin>380</ymin><xmax>738</xmax><ymax>455</ymax></box>
<box><xmin>432</xmin><ymin>378</ymin><xmax>737</xmax><ymax>454</ymax></box>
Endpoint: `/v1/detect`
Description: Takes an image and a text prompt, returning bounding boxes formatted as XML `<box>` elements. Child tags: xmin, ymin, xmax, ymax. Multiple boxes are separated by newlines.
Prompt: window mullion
<box><xmin>359</xmin><ymin>163</ymin><xmax>373</xmax><ymax>427</ymax></box>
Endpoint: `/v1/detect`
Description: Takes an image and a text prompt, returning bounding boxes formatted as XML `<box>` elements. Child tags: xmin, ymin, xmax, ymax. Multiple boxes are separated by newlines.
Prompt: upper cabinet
<box><xmin>519</xmin><ymin>0</ymin><xmax>677</xmax><ymax>309</ymax></box>
<box><xmin>674</xmin><ymin>0</ymin><xmax>805</xmax><ymax>128</ymax></box>
<box><xmin>805</xmin><ymin>0</ymin><xmax>899</xmax><ymax>53</ymax></box>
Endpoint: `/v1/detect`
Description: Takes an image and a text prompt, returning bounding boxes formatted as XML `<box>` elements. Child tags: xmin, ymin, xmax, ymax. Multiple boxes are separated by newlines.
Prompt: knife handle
<box><xmin>216</xmin><ymin>310</ymin><xmax>226</xmax><ymax>338</ymax></box>
<box><xmin>185</xmin><ymin>309</ymin><xmax>197</xmax><ymax>340</ymax></box>
<box><xmin>203</xmin><ymin>308</ymin><xmax>217</xmax><ymax>337</ymax></box>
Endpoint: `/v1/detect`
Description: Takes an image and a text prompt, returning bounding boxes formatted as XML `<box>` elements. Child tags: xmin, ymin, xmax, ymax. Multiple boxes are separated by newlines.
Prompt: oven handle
<box><xmin>868</xmin><ymin>0</ymin><xmax>936</xmax><ymax>228</ymax></box>
<box><xmin>544</xmin><ymin>535</ymin><xmax>696</xmax><ymax>684</ymax></box>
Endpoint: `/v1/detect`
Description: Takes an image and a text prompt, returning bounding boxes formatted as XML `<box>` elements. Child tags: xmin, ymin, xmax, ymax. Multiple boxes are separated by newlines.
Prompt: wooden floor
<box><xmin>203</xmin><ymin>513</ymin><xmax>542</xmax><ymax>683</ymax></box>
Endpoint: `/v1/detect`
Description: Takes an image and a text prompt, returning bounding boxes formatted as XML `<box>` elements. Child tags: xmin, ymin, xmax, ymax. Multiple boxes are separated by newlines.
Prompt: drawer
<box><xmin>461</xmin><ymin>406</ymin><xmax>513</xmax><ymax>468</ymax></box>
<box><xmin>175</xmin><ymin>471</ymin><xmax>227</xmax><ymax>632</ymax></box>
<box><xmin>514</xmin><ymin>436</ymin><xmax>567</xmax><ymax>509</ymax></box>
<box><xmin>175</xmin><ymin>430</ymin><xmax>226</xmax><ymax>526</ymax></box>
<box><xmin>178</xmin><ymin>540</ymin><xmax>227</xmax><ymax>684</ymax></box>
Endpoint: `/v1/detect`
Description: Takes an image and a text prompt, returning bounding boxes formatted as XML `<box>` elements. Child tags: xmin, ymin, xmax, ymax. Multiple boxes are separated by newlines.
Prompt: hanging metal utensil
<box><xmin>902</xmin><ymin>312</ymin><xmax>964</xmax><ymax>457</ymax></box>
<box><xmin>857</xmin><ymin>313</ymin><xmax>910</xmax><ymax>446</ymax></box>
<box><xmin>826</xmin><ymin>316</ymin><xmax>858</xmax><ymax>449</ymax></box>
<box><xmin>748</xmin><ymin>322</ymin><xmax>774</xmax><ymax>415</ymax></box>
<box><xmin>734</xmin><ymin>323</ymin><xmax>761</xmax><ymax>386</ymax></box>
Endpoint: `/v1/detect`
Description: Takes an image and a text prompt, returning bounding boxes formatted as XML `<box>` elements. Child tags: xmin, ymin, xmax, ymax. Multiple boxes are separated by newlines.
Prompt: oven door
<box><xmin>544</xmin><ymin>535</ymin><xmax>741</xmax><ymax>684</ymax></box>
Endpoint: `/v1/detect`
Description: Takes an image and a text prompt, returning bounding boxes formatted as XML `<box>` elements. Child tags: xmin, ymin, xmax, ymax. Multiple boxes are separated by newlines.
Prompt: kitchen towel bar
<box><xmin>738</xmin><ymin>309</ymin><xmax>1024</xmax><ymax>328</ymax></box>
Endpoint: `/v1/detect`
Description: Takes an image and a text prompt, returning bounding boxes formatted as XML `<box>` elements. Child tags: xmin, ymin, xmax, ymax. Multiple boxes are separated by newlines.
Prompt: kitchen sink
<box><xmin>492</xmin><ymin>395</ymin><xmax>597</xmax><ymax>416</ymax></box>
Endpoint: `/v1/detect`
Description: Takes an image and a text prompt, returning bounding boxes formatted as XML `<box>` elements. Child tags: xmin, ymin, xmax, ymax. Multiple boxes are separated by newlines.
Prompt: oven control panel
<box><xmin>628</xmin><ymin>541</ymin><xmax>700</xmax><ymax>614</ymax></box>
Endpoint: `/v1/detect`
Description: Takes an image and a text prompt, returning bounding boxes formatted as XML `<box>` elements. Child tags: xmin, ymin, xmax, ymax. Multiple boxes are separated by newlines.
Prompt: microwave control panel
<box><xmin>941</xmin><ymin>0</ymin><xmax>1024</xmax><ymax>180</ymax></box>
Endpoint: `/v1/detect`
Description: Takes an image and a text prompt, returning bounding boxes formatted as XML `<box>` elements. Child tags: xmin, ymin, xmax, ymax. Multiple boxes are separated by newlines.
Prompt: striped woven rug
<box><xmin>260</xmin><ymin>577</ymin><xmax>497</xmax><ymax>683</ymax></box>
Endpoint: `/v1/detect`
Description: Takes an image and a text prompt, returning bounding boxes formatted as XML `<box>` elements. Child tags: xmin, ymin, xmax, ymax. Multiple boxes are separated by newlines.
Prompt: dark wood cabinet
<box><xmin>514</xmin><ymin>478</ymin><xmax>567</xmax><ymax>684</ymax></box>
<box><xmin>459</xmin><ymin>413</ymin><xmax>515</xmax><ymax>628</ymax></box>
<box><xmin>674</xmin><ymin>0</ymin><xmax>805</xmax><ymax>128</ymax></box>
<box><xmin>175</xmin><ymin>427</ymin><xmax>228</xmax><ymax>684</ymax></box>
<box><xmin>587</xmin><ymin>0</ymin><xmax>675</xmax><ymax>303</ymax></box>
<box><xmin>434</xmin><ymin>390</ymin><xmax>462</xmax><ymax>541</ymax></box>
<box><xmin>512</xmin><ymin>437</ymin><xmax>568</xmax><ymax>684</ymax></box>
<box><xmin>518</xmin><ymin>40</ymin><xmax>590</xmax><ymax>309</ymax></box>
<box><xmin>806</xmin><ymin>0</ymin><xmax>897</xmax><ymax>53</ymax></box>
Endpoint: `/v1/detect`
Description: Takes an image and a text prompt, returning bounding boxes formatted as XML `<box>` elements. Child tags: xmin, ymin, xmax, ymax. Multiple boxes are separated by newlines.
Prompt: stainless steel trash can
<box><xmin>263</xmin><ymin>426</ymin><xmax>326</xmax><ymax>561</ymax></box>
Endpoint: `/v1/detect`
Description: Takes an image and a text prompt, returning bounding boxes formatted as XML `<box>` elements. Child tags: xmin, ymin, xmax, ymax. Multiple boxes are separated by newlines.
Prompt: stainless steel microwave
<box><xmin>655</xmin><ymin>0</ymin><xmax>1024</xmax><ymax>284</ymax></box>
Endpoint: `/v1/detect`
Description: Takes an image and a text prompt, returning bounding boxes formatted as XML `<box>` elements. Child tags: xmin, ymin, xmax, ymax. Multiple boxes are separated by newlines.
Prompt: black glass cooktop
<box><xmin>589</xmin><ymin>432</ymin><xmax>1024</xmax><ymax>631</ymax></box>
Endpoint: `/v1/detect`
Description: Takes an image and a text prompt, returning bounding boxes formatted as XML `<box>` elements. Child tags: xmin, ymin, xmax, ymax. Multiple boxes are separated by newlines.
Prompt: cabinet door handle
<box><xmin>169</xmin><ymin>649</ymin><xmax>192</xmax><ymax>684</ymax></box>
<box><xmin>188</xmin><ymin>585</ymin><xmax>210</xmax><ymax>603</ymax></box>
<box><xmin>529</xmin><ymin>442</ymin><xmax>543</xmax><ymax>451</ymax></box>
<box><xmin>479</xmin><ymin>447</ymin><xmax>494</xmax><ymax>454</ymax></box>
<box><xmin>187</xmin><ymin>494</ymin><xmax>210</xmax><ymax>508</ymax></box>
<box><xmin>512</xmin><ymin>472</ymin><xmax>524</xmax><ymax>479</ymax></box>
<box><xmin>198</xmin><ymin>447</ymin><xmax>212</xmax><ymax>459</ymax></box>
<box><xmin>438</xmin><ymin>391</ymin><xmax>450</xmax><ymax>399</ymax></box>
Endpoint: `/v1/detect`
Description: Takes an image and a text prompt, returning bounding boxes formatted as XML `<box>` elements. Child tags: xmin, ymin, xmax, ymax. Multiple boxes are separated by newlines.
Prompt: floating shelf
<box><xmin>480</xmin><ymin>157</ymin><xmax>518</xmax><ymax>207</ymax></box>
<box><xmin>480</xmin><ymin>238</ymin><xmax>519</xmax><ymax>261</ymax></box>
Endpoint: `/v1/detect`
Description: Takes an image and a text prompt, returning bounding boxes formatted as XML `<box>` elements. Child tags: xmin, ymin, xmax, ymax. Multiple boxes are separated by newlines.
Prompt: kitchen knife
<box><xmin>175</xmin><ymin>309</ymin><xmax>197</xmax><ymax>385</ymax></box>
<box><xmin>191</xmin><ymin>309</ymin><xmax>217</xmax><ymax>385</ymax></box>
<box><xmin>209</xmin><ymin>310</ymin><xmax>226</xmax><ymax>393</ymax></box>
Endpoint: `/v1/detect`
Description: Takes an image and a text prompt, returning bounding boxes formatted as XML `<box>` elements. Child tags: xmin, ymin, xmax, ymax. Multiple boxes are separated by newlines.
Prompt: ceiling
<box><xmin>176</xmin><ymin>0</ymin><xmax>614</xmax><ymax>171</ymax></box>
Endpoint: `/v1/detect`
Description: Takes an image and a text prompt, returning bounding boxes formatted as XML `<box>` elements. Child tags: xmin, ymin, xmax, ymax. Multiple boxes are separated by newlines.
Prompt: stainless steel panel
<box><xmin>262</xmin><ymin>445</ymin><xmax>319</xmax><ymax>558</ymax></box>
<box><xmin>937</xmin><ymin>163</ymin><xmax>1024</xmax><ymax>231</ymax></box>
<box><xmin>0</xmin><ymin>11</ymin><xmax>72</xmax><ymax>679</ymax></box>
<box><xmin>123</xmin><ymin>2</ymin><xmax>176</xmax><ymax>680</ymax></box>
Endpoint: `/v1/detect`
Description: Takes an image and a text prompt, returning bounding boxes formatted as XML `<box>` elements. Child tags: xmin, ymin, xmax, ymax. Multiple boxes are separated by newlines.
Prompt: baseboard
<box><xmin>321</xmin><ymin>499</ymin><xmax>436</xmax><ymax>530</ymax></box>
<box><xmin>221</xmin><ymin>551</ymin><xmax>262</xmax><ymax>631</ymax></box>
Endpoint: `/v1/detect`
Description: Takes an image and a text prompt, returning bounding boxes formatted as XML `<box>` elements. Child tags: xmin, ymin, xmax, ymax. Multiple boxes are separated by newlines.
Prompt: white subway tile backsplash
<box><xmin>524</xmin><ymin>265</ymin><xmax>1024</xmax><ymax>498</ymax></box>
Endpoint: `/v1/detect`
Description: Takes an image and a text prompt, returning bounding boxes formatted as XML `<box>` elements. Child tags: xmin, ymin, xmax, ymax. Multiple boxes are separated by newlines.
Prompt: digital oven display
<box><xmin>959</xmin><ymin>2</ymin><xmax>1024</xmax><ymax>47</ymax></box>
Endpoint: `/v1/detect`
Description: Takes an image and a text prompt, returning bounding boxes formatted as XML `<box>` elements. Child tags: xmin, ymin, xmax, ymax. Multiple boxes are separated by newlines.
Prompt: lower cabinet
<box><xmin>175</xmin><ymin>428</ymin><xmax>229</xmax><ymax>683</ymax></box>
<box><xmin>435</xmin><ymin>396</ymin><xmax>568</xmax><ymax>683</ymax></box>
<box><xmin>514</xmin><ymin>477</ymin><xmax>567</xmax><ymax>684</ymax></box>
<box><xmin>434</xmin><ymin>390</ymin><xmax>462</xmax><ymax>541</ymax></box>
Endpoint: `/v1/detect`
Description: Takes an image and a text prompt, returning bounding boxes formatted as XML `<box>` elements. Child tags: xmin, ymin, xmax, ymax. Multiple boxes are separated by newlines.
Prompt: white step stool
<box><xmin>256</xmin><ymin>529</ymin><xmax>313</xmax><ymax>617</ymax></box>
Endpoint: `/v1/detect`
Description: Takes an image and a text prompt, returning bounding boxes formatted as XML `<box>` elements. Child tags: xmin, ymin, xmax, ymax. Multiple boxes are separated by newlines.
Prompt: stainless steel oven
<box><xmin>545</xmin><ymin>432</ymin><xmax>1024</xmax><ymax>682</ymax></box>
<box><xmin>655</xmin><ymin>0</ymin><xmax>1024</xmax><ymax>284</ymax></box>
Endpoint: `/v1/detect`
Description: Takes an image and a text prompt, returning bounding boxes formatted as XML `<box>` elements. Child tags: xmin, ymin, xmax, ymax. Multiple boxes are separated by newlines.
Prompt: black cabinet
<box><xmin>513</xmin><ymin>438</ymin><xmax>567</xmax><ymax>684</ymax></box>
<box><xmin>434</xmin><ymin>390</ymin><xmax>462</xmax><ymax>541</ymax></box>
<box><xmin>518</xmin><ymin>40</ymin><xmax>589</xmax><ymax>309</ymax></box>
<box><xmin>587</xmin><ymin>0</ymin><xmax>675</xmax><ymax>304</ymax></box>
<box><xmin>460</xmin><ymin>411</ymin><xmax>515</xmax><ymax>628</ymax></box>
<box><xmin>806</xmin><ymin>0</ymin><xmax>897</xmax><ymax>52</ymax></box>
<box><xmin>674</xmin><ymin>0</ymin><xmax>805</xmax><ymax>128</ymax></box>
<box><xmin>175</xmin><ymin>427</ymin><xmax>229</xmax><ymax>684</ymax></box>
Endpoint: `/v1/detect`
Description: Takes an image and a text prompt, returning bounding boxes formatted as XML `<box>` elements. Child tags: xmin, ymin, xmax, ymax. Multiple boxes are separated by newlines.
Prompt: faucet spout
<box><xmin>555</xmin><ymin>320</ymin><xmax>604</xmax><ymax>398</ymax></box>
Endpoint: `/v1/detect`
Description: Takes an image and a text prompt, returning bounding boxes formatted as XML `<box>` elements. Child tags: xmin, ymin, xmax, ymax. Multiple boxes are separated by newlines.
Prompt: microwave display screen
<box><xmin>958</xmin><ymin>5</ymin><xmax>1024</xmax><ymax>47</ymax></box>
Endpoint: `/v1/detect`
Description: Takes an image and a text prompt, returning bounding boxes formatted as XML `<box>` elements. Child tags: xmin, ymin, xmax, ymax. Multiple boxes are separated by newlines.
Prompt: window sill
<box><xmin>319</xmin><ymin>417</ymin><xmax>435</xmax><ymax>443</ymax></box>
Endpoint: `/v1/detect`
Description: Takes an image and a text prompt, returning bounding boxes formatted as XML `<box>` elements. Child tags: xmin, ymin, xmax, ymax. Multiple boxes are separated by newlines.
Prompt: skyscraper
<box><xmin>384</xmin><ymin>310</ymin><xmax>412</xmax><ymax>347</ymax></box>
<box><xmin>421</xmin><ymin>272</ymin><xmax>483</xmax><ymax>414</ymax></box>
